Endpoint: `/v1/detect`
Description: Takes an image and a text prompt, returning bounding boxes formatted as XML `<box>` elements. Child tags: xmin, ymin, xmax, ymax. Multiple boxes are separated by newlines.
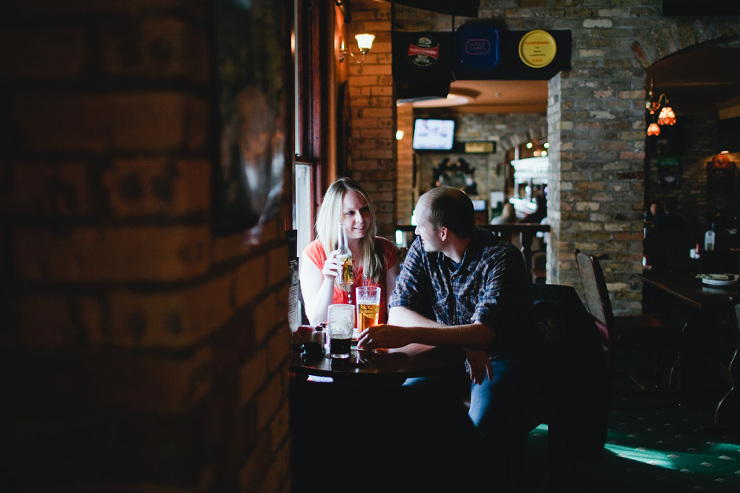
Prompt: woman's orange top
<box><xmin>302</xmin><ymin>237</ymin><xmax>399</xmax><ymax>323</ymax></box>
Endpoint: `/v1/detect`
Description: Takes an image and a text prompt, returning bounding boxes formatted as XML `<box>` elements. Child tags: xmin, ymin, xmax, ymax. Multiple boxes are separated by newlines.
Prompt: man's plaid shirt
<box><xmin>389</xmin><ymin>228</ymin><xmax>537</xmax><ymax>358</ymax></box>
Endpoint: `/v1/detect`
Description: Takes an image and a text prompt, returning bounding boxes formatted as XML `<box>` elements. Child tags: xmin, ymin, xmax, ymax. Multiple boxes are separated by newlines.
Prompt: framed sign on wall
<box><xmin>707</xmin><ymin>152</ymin><xmax>736</xmax><ymax>195</ymax></box>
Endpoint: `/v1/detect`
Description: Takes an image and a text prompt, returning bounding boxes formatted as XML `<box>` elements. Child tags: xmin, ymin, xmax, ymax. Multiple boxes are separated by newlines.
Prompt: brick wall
<box><xmin>2</xmin><ymin>2</ymin><xmax>291</xmax><ymax>492</ymax></box>
<box><xmin>346</xmin><ymin>0</ymin><xmax>740</xmax><ymax>315</ymax></box>
<box><xmin>345</xmin><ymin>1</ymin><xmax>396</xmax><ymax>237</ymax></box>
<box><xmin>396</xmin><ymin>103</ymin><xmax>415</xmax><ymax>224</ymax></box>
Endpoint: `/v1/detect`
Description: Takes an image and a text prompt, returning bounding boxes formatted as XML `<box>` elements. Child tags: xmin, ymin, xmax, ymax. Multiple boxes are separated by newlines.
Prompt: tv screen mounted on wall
<box><xmin>412</xmin><ymin>118</ymin><xmax>456</xmax><ymax>151</ymax></box>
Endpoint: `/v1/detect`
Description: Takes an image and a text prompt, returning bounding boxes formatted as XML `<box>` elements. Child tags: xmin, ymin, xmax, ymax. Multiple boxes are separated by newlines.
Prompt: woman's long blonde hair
<box><xmin>315</xmin><ymin>177</ymin><xmax>383</xmax><ymax>282</ymax></box>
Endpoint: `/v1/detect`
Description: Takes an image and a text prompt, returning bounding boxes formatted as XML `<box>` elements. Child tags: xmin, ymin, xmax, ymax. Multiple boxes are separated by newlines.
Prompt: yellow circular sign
<box><xmin>518</xmin><ymin>30</ymin><xmax>557</xmax><ymax>68</ymax></box>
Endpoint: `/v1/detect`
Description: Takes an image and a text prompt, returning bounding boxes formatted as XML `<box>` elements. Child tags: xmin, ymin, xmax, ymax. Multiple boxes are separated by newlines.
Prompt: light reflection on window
<box><xmin>295</xmin><ymin>163</ymin><xmax>312</xmax><ymax>255</ymax></box>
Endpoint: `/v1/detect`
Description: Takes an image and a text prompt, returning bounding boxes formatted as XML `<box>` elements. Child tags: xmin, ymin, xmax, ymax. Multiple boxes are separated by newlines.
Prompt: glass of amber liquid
<box><xmin>355</xmin><ymin>286</ymin><xmax>381</xmax><ymax>335</ymax></box>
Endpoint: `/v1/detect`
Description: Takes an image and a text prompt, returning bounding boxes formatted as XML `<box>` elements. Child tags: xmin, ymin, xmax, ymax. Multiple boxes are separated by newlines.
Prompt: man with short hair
<box><xmin>359</xmin><ymin>186</ymin><xmax>540</xmax><ymax>491</ymax></box>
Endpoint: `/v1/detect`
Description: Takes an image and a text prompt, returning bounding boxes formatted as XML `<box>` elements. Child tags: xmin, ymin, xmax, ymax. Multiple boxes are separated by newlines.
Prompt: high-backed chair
<box><xmin>525</xmin><ymin>283</ymin><xmax>610</xmax><ymax>491</ymax></box>
<box><xmin>713</xmin><ymin>295</ymin><xmax>740</xmax><ymax>431</ymax></box>
<box><xmin>574</xmin><ymin>249</ymin><xmax>679</xmax><ymax>390</ymax></box>
<box><xmin>454</xmin><ymin>283</ymin><xmax>609</xmax><ymax>492</ymax></box>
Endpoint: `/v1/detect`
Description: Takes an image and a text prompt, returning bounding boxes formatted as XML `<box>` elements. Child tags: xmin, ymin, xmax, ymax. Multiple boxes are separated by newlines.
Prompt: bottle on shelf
<box><xmin>704</xmin><ymin>223</ymin><xmax>716</xmax><ymax>252</ymax></box>
<box><xmin>690</xmin><ymin>242</ymin><xmax>701</xmax><ymax>260</ymax></box>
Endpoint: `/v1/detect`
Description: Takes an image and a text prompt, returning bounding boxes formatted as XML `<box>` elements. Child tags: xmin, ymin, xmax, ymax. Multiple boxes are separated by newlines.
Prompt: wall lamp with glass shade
<box><xmin>645</xmin><ymin>77</ymin><xmax>677</xmax><ymax>137</ymax></box>
<box><xmin>339</xmin><ymin>33</ymin><xmax>375</xmax><ymax>64</ymax></box>
<box><xmin>647</xmin><ymin>122</ymin><xmax>661</xmax><ymax>137</ymax></box>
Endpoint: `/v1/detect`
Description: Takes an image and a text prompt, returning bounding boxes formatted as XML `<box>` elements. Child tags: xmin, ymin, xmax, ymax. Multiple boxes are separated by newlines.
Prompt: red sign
<box><xmin>406</xmin><ymin>34</ymin><xmax>441</xmax><ymax>67</ymax></box>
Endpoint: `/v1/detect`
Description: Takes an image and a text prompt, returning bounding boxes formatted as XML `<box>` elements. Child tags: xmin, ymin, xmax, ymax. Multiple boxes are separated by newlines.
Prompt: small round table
<box><xmin>290</xmin><ymin>343</ymin><xmax>465</xmax><ymax>384</ymax></box>
<box><xmin>290</xmin><ymin>344</ymin><xmax>471</xmax><ymax>491</ymax></box>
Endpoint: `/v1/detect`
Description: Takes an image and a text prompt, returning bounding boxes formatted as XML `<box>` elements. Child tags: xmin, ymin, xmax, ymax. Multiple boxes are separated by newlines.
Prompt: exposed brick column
<box><xmin>1</xmin><ymin>2</ymin><xmax>292</xmax><ymax>490</ymax></box>
<box><xmin>546</xmin><ymin>74</ymin><xmax>562</xmax><ymax>286</ymax></box>
<box><xmin>346</xmin><ymin>0</ymin><xmax>396</xmax><ymax>237</ymax></box>
<box><xmin>396</xmin><ymin>103</ymin><xmax>415</xmax><ymax>225</ymax></box>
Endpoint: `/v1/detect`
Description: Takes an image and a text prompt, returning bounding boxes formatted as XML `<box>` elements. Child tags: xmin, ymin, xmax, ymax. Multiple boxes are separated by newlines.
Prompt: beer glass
<box><xmin>355</xmin><ymin>286</ymin><xmax>381</xmax><ymax>334</ymax></box>
<box><xmin>327</xmin><ymin>304</ymin><xmax>355</xmax><ymax>359</ymax></box>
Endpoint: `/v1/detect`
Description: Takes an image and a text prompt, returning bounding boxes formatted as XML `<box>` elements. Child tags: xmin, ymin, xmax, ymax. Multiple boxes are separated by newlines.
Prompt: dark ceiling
<box><xmin>415</xmin><ymin>41</ymin><xmax>740</xmax><ymax>116</ymax></box>
<box><xmin>653</xmin><ymin>43</ymin><xmax>740</xmax><ymax>111</ymax></box>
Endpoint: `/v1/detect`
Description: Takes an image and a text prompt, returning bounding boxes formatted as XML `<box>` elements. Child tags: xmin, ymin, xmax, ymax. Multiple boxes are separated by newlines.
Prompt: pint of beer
<box><xmin>355</xmin><ymin>286</ymin><xmax>381</xmax><ymax>333</ymax></box>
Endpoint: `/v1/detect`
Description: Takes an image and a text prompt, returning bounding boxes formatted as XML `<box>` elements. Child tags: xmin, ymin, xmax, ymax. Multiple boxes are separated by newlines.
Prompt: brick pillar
<box><xmin>396</xmin><ymin>103</ymin><xmax>415</xmax><ymax>225</ymax></box>
<box><xmin>346</xmin><ymin>0</ymin><xmax>396</xmax><ymax>237</ymax></box>
<box><xmin>546</xmin><ymin>74</ymin><xmax>562</xmax><ymax>286</ymax></box>
<box><xmin>1</xmin><ymin>2</ymin><xmax>292</xmax><ymax>491</ymax></box>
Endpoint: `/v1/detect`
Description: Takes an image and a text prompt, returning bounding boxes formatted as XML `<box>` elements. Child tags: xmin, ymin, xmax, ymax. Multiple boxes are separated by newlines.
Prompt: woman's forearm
<box><xmin>303</xmin><ymin>279</ymin><xmax>335</xmax><ymax>325</ymax></box>
<box><xmin>299</xmin><ymin>254</ymin><xmax>337</xmax><ymax>325</ymax></box>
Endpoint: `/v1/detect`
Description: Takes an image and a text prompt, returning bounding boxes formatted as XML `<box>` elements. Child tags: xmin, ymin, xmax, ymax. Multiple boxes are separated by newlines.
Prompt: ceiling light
<box><xmin>399</xmin><ymin>86</ymin><xmax>480</xmax><ymax>108</ymax></box>
<box><xmin>408</xmin><ymin>93</ymin><xmax>471</xmax><ymax>108</ymax></box>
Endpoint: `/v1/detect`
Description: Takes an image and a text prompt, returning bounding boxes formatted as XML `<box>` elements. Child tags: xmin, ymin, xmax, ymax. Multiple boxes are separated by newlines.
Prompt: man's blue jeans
<box><xmin>469</xmin><ymin>357</ymin><xmax>536</xmax><ymax>487</ymax></box>
<box><xmin>404</xmin><ymin>355</ymin><xmax>535</xmax><ymax>491</ymax></box>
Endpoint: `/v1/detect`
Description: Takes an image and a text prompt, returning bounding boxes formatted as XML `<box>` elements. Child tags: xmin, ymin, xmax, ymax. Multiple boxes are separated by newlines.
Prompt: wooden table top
<box><xmin>290</xmin><ymin>343</ymin><xmax>465</xmax><ymax>384</ymax></box>
<box><xmin>640</xmin><ymin>270</ymin><xmax>740</xmax><ymax>309</ymax></box>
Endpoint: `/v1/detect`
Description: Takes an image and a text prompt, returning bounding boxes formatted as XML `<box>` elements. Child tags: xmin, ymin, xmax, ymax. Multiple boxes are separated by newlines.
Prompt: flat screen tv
<box><xmin>471</xmin><ymin>199</ymin><xmax>487</xmax><ymax>212</ymax></box>
<box><xmin>412</xmin><ymin>118</ymin><xmax>455</xmax><ymax>151</ymax></box>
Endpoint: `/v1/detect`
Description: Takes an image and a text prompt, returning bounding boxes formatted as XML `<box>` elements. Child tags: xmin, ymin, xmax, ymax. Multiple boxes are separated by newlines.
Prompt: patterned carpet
<box><xmin>291</xmin><ymin>346</ymin><xmax>739</xmax><ymax>492</ymax></box>
<box><xmin>524</xmin><ymin>375</ymin><xmax>740</xmax><ymax>492</ymax></box>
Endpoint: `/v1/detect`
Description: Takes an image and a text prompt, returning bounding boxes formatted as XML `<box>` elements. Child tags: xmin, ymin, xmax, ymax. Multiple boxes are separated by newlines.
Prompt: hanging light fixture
<box><xmin>645</xmin><ymin>76</ymin><xmax>677</xmax><ymax>136</ymax></box>
<box><xmin>657</xmin><ymin>104</ymin><xmax>676</xmax><ymax>126</ymax></box>
<box><xmin>647</xmin><ymin>122</ymin><xmax>661</xmax><ymax>137</ymax></box>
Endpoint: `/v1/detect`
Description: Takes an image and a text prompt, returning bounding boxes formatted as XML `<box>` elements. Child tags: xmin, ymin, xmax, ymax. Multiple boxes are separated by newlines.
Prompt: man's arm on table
<box><xmin>362</xmin><ymin>305</ymin><xmax>495</xmax><ymax>350</ymax></box>
<box><xmin>376</xmin><ymin>306</ymin><xmax>495</xmax><ymax>384</ymax></box>
<box><xmin>385</xmin><ymin>306</ymin><xmax>445</xmax><ymax>354</ymax></box>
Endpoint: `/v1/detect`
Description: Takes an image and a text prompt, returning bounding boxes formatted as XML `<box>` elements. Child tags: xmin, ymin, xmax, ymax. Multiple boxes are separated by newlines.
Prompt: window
<box><xmin>292</xmin><ymin>0</ymin><xmax>329</xmax><ymax>252</ymax></box>
<box><xmin>294</xmin><ymin>163</ymin><xmax>313</xmax><ymax>255</ymax></box>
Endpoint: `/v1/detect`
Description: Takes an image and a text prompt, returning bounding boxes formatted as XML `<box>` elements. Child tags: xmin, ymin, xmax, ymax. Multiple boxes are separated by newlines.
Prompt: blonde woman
<box><xmin>300</xmin><ymin>177</ymin><xmax>400</xmax><ymax>325</ymax></box>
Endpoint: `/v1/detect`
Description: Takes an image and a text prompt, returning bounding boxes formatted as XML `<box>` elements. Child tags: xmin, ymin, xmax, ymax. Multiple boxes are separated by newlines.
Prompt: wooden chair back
<box><xmin>715</xmin><ymin>296</ymin><xmax>740</xmax><ymax>426</ymax></box>
<box><xmin>574</xmin><ymin>249</ymin><xmax>616</xmax><ymax>356</ymax></box>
